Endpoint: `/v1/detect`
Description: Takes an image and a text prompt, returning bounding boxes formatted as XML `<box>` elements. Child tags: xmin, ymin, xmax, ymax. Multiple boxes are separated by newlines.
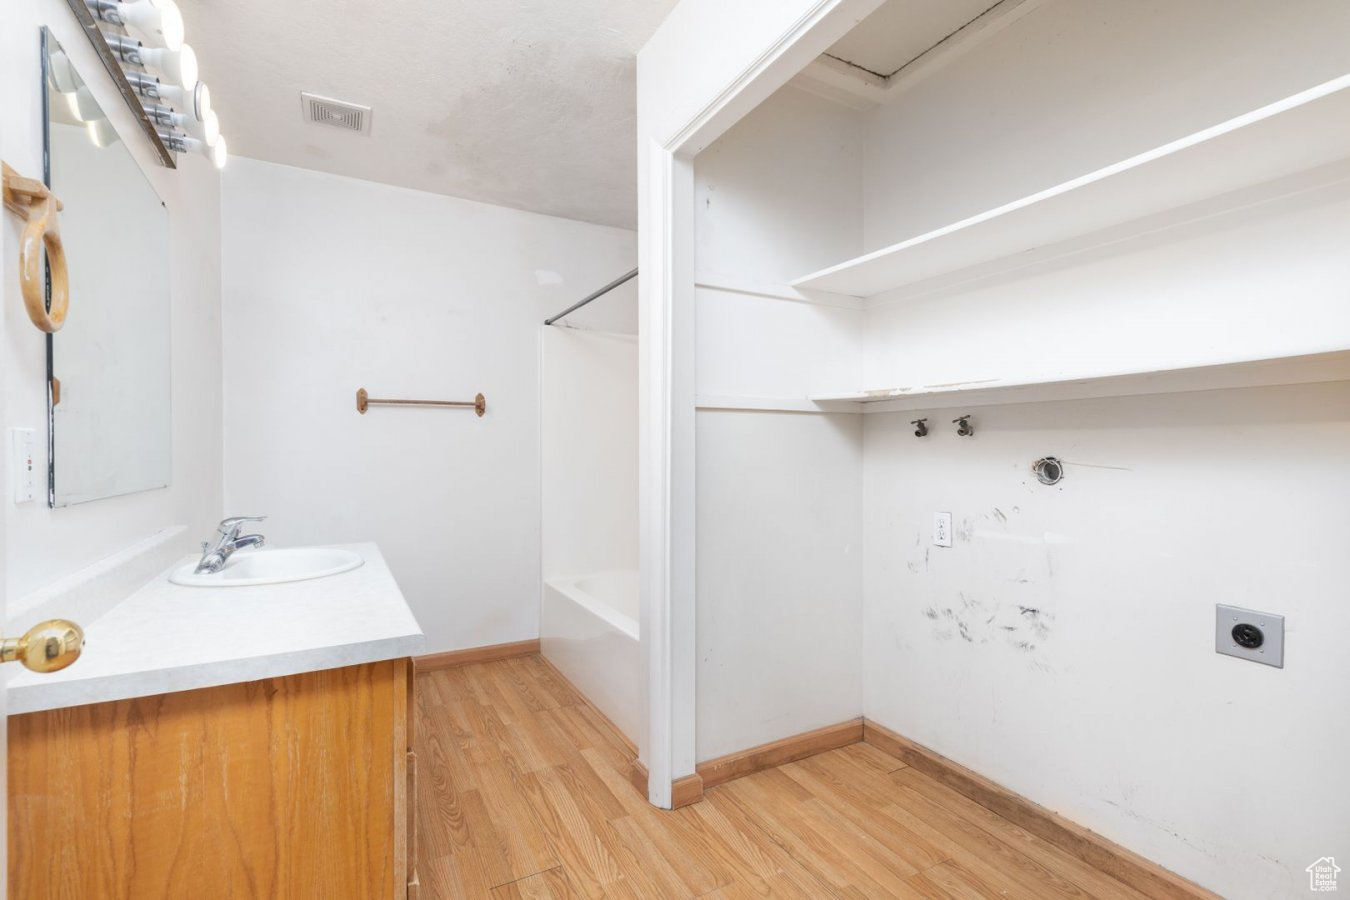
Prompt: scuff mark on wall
<box><xmin>903</xmin><ymin>502</ymin><xmax>1058</xmax><ymax>659</ymax></box>
<box><xmin>916</xmin><ymin>595</ymin><xmax>1055</xmax><ymax>651</ymax></box>
<box><xmin>1102</xmin><ymin>800</ymin><xmax>1216</xmax><ymax>859</ymax></box>
<box><xmin>1017</xmin><ymin>605</ymin><xmax>1053</xmax><ymax>640</ymax></box>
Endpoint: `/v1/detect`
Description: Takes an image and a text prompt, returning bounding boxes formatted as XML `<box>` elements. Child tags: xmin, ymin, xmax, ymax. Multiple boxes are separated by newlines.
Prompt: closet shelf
<box><xmin>808</xmin><ymin>351</ymin><xmax>1350</xmax><ymax>412</ymax></box>
<box><xmin>792</xmin><ymin>73</ymin><xmax>1350</xmax><ymax>299</ymax></box>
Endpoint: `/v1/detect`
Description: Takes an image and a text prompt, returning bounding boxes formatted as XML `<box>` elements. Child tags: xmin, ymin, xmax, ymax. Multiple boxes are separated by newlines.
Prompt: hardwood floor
<box><xmin>416</xmin><ymin>656</ymin><xmax>1152</xmax><ymax>899</ymax></box>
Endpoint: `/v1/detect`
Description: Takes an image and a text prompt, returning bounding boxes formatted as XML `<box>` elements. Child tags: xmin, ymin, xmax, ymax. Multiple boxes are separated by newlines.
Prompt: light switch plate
<box><xmin>1216</xmin><ymin>604</ymin><xmax>1284</xmax><ymax>668</ymax></box>
<box><xmin>11</xmin><ymin>428</ymin><xmax>36</xmax><ymax>504</ymax></box>
<box><xmin>933</xmin><ymin>512</ymin><xmax>953</xmax><ymax>548</ymax></box>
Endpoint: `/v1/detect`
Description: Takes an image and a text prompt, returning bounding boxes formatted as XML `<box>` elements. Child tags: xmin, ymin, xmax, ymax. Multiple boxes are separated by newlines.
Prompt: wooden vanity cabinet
<box><xmin>9</xmin><ymin>658</ymin><xmax>417</xmax><ymax>900</ymax></box>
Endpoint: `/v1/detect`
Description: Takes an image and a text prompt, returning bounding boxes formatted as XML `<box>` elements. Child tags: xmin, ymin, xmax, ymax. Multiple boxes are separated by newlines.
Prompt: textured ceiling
<box><xmin>179</xmin><ymin>0</ymin><xmax>678</xmax><ymax>229</ymax></box>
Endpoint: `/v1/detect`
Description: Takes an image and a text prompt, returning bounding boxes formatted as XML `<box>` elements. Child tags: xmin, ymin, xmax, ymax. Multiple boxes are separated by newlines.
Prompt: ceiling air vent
<box><xmin>300</xmin><ymin>92</ymin><xmax>372</xmax><ymax>135</ymax></box>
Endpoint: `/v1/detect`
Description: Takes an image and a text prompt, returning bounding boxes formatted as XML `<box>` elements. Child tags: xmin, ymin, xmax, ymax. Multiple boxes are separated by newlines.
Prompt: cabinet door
<box><xmin>10</xmin><ymin>660</ymin><xmax>407</xmax><ymax>900</ymax></box>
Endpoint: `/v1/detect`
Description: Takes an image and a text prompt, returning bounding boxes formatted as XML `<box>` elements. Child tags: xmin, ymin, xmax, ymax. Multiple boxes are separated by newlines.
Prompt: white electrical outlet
<box><xmin>12</xmin><ymin>428</ymin><xmax>37</xmax><ymax>504</ymax></box>
<box><xmin>933</xmin><ymin>512</ymin><xmax>953</xmax><ymax>548</ymax></box>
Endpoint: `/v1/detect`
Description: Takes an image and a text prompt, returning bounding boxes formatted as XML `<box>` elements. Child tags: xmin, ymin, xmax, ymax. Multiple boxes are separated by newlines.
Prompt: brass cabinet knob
<box><xmin>0</xmin><ymin>619</ymin><xmax>84</xmax><ymax>673</ymax></box>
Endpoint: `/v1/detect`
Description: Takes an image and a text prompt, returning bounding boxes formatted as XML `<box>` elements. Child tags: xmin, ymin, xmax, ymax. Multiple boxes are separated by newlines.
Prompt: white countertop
<box><xmin>8</xmin><ymin>543</ymin><xmax>424</xmax><ymax>715</ymax></box>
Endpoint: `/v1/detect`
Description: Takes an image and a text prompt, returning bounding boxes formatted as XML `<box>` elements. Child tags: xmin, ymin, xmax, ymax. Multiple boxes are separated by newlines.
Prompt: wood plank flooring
<box><xmin>416</xmin><ymin>656</ymin><xmax>1151</xmax><ymax>899</ymax></box>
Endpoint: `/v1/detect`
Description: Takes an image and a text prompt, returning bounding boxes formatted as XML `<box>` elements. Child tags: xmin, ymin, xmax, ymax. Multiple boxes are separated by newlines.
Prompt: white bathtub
<box><xmin>541</xmin><ymin>570</ymin><xmax>641</xmax><ymax>745</ymax></box>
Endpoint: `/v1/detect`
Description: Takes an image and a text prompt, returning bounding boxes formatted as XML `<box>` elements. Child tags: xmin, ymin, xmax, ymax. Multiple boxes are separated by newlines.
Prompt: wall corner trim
<box><xmin>628</xmin><ymin>760</ymin><xmax>705</xmax><ymax>810</ymax></box>
<box><xmin>671</xmin><ymin>772</ymin><xmax>705</xmax><ymax>809</ymax></box>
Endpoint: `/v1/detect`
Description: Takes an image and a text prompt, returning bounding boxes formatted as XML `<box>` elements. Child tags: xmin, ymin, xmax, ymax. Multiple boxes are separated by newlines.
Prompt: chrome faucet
<box><xmin>194</xmin><ymin>516</ymin><xmax>267</xmax><ymax>574</ymax></box>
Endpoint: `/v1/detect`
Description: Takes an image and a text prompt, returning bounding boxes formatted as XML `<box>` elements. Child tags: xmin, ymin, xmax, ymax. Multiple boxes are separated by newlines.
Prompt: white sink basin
<box><xmin>169</xmin><ymin>547</ymin><xmax>364</xmax><ymax>587</ymax></box>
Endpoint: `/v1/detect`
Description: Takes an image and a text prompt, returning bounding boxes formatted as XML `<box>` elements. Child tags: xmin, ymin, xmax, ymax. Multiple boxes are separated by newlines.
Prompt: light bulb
<box><xmin>202</xmin><ymin>109</ymin><xmax>220</xmax><ymax>145</ymax></box>
<box><xmin>211</xmin><ymin>135</ymin><xmax>227</xmax><ymax>169</ymax></box>
<box><xmin>194</xmin><ymin>81</ymin><xmax>211</xmax><ymax>120</ymax></box>
<box><xmin>179</xmin><ymin>108</ymin><xmax>219</xmax><ymax>145</ymax></box>
<box><xmin>137</xmin><ymin>42</ymin><xmax>197</xmax><ymax>89</ymax></box>
<box><xmin>177</xmin><ymin>43</ymin><xmax>198</xmax><ymax>87</ymax></box>
<box><xmin>114</xmin><ymin>0</ymin><xmax>185</xmax><ymax>51</ymax></box>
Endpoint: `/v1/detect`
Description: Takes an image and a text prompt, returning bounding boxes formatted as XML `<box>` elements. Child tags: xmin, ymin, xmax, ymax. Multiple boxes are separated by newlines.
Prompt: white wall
<box><xmin>541</xmin><ymin>327</ymin><xmax>638</xmax><ymax>580</ymax></box>
<box><xmin>837</xmin><ymin>0</ymin><xmax>1350</xmax><ymax>448</ymax></box>
<box><xmin>697</xmin><ymin>285</ymin><xmax>861</xmax><ymax>402</ymax></box>
<box><xmin>1</xmin><ymin>5</ymin><xmax>223</xmax><ymax>613</ymax></box>
<box><xmin>694</xmin><ymin>87</ymin><xmax>864</xmax><ymax>402</ymax></box>
<box><xmin>681</xmin><ymin>0</ymin><xmax>1350</xmax><ymax>888</ymax></box>
<box><xmin>695</xmin><ymin>86</ymin><xmax>862</xmax><ymax>284</ymax></box>
<box><xmin>221</xmin><ymin>158</ymin><xmax>636</xmax><ymax>654</ymax></box>
<box><xmin>861</xmin><ymin>0</ymin><xmax>1350</xmax><ymax>251</ymax></box>
<box><xmin>692</xmin><ymin>86</ymin><xmax>866</xmax><ymax>759</ymax></box>
<box><xmin>863</xmin><ymin>384</ymin><xmax>1350</xmax><ymax>899</ymax></box>
<box><xmin>637</xmin><ymin>0</ymin><xmax>884</xmax><ymax>798</ymax></box>
<box><xmin>696</xmin><ymin>410</ymin><xmax>861</xmax><ymax>761</ymax></box>
<box><xmin>862</xmin><ymin>181</ymin><xmax>1350</xmax><ymax>393</ymax></box>
<box><xmin>847</xmin><ymin>3</ymin><xmax>1350</xmax><ymax>401</ymax></box>
<box><xmin>844</xmin><ymin>4</ymin><xmax>1350</xmax><ymax>895</ymax></box>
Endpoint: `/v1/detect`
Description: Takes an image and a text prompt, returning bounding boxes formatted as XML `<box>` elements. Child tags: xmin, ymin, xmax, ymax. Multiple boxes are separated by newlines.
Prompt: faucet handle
<box><xmin>218</xmin><ymin>515</ymin><xmax>267</xmax><ymax>536</ymax></box>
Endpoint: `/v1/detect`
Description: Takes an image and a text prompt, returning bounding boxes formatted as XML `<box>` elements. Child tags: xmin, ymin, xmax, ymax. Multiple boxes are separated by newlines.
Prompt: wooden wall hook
<box><xmin>3</xmin><ymin>161</ymin><xmax>69</xmax><ymax>333</ymax></box>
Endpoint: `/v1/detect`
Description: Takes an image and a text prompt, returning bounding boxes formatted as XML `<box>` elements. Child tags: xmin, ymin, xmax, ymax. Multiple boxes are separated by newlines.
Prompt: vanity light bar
<box><xmin>61</xmin><ymin>0</ymin><xmax>172</xmax><ymax>165</ymax></box>
<box><xmin>85</xmin><ymin>0</ymin><xmax>184</xmax><ymax>51</ymax></box>
<box><xmin>71</xmin><ymin>0</ymin><xmax>227</xmax><ymax>169</ymax></box>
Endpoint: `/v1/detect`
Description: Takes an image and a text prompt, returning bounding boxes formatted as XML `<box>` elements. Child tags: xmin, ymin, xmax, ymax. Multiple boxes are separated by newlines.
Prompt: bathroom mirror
<box><xmin>43</xmin><ymin>28</ymin><xmax>172</xmax><ymax>507</ymax></box>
